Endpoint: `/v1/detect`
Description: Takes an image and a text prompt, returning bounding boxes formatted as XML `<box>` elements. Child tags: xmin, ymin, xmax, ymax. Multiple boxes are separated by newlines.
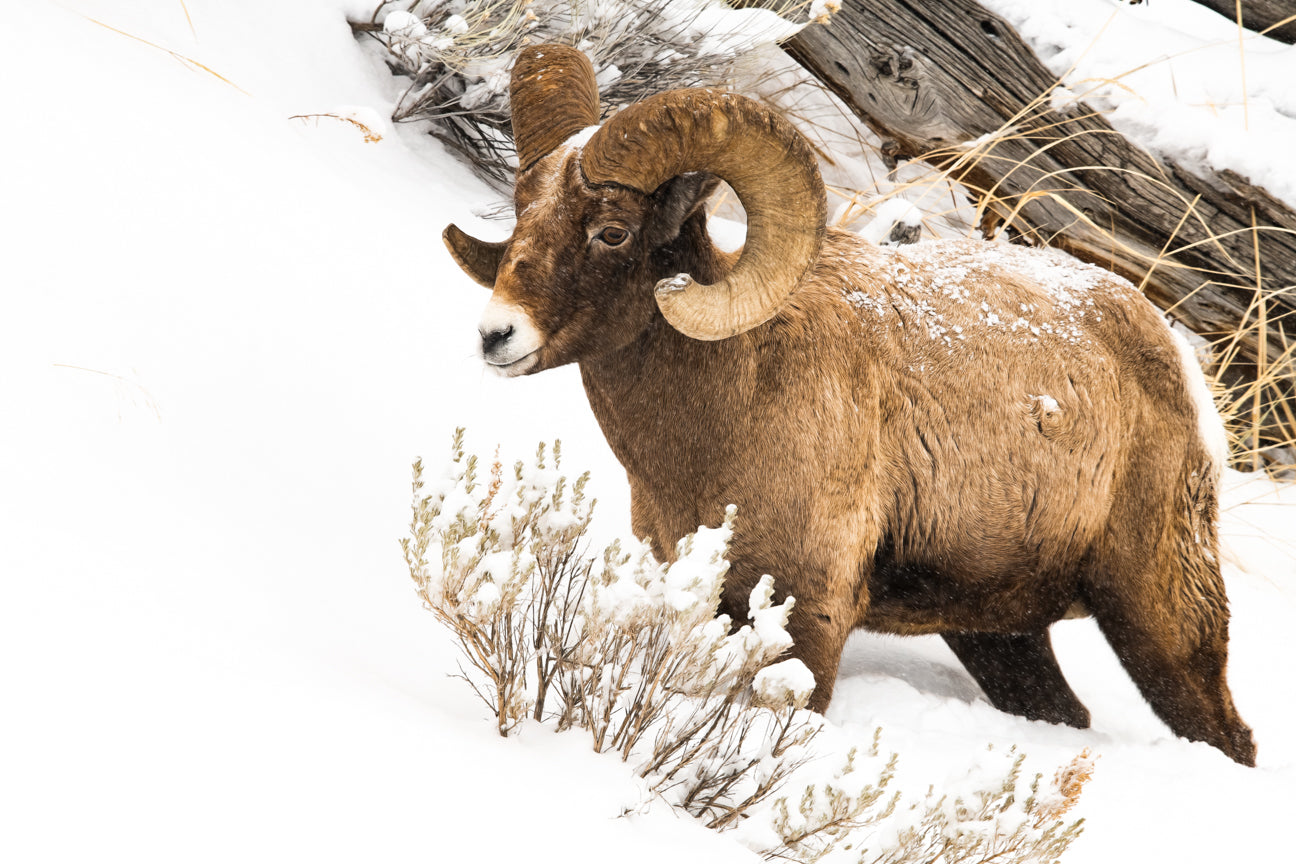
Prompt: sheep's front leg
<box><xmin>785</xmin><ymin>594</ymin><xmax>857</xmax><ymax>713</ymax></box>
<box><xmin>720</xmin><ymin>557</ymin><xmax>858</xmax><ymax>714</ymax></box>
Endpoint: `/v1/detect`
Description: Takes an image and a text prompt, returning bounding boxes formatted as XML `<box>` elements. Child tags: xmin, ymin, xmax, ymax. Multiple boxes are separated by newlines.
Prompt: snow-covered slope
<box><xmin>2</xmin><ymin>2</ymin><xmax>1293</xmax><ymax>863</ymax></box>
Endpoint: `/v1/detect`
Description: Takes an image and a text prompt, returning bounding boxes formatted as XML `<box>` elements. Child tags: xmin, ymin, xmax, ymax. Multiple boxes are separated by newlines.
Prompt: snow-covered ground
<box><xmin>2</xmin><ymin>2</ymin><xmax>1293</xmax><ymax>862</ymax></box>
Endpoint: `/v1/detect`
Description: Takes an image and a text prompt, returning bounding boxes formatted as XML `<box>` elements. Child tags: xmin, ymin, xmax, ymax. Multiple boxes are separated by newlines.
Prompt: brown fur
<box><xmin>452</xmin><ymin>145</ymin><xmax>1256</xmax><ymax>766</ymax></box>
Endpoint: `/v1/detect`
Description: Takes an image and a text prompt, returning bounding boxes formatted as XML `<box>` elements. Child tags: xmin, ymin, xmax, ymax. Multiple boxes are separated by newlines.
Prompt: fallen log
<box><xmin>1183</xmin><ymin>0</ymin><xmax>1296</xmax><ymax>44</ymax></box>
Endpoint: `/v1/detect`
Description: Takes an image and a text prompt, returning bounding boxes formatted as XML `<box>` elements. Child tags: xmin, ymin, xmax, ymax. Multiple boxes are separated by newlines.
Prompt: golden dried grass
<box><xmin>83</xmin><ymin>15</ymin><xmax>248</xmax><ymax>96</ymax></box>
<box><xmin>289</xmin><ymin>112</ymin><xmax>384</xmax><ymax>143</ymax></box>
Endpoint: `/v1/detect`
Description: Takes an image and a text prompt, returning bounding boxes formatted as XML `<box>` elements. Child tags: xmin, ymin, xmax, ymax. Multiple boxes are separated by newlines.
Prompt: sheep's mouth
<box><xmin>486</xmin><ymin>350</ymin><xmax>540</xmax><ymax>377</ymax></box>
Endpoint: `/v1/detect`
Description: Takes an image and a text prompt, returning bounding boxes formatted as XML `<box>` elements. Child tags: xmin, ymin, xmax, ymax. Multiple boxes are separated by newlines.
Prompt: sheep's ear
<box><xmin>443</xmin><ymin>224</ymin><xmax>505</xmax><ymax>288</ymax></box>
<box><xmin>644</xmin><ymin>172</ymin><xmax>721</xmax><ymax>249</ymax></box>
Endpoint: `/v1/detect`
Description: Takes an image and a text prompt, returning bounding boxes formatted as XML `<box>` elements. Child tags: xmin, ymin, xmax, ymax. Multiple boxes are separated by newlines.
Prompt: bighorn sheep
<box><xmin>443</xmin><ymin>45</ymin><xmax>1256</xmax><ymax>765</ymax></box>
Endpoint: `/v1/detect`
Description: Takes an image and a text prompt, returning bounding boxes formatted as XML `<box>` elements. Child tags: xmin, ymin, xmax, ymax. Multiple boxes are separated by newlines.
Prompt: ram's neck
<box><xmin>577</xmin><ymin>214</ymin><xmax>749</xmax><ymax>535</ymax></box>
<box><xmin>578</xmin><ymin>221</ymin><xmax>875</xmax><ymax>558</ymax></box>
<box><xmin>579</xmin><ymin>314</ymin><xmax>756</xmax><ymax>551</ymax></box>
<box><xmin>594</xmin><ymin>210</ymin><xmax>741</xmax><ymax>387</ymax></box>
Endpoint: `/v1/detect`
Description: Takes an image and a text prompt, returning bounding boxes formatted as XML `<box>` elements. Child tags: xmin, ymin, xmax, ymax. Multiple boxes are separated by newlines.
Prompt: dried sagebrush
<box><xmin>401</xmin><ymin>428</ymin><xmax>819</xmax><ymax>826</ymax></box>
<box><xmin>356</xmin><ymin>0</ymin><xmax>819</xmax><ymax>191</ymax></box>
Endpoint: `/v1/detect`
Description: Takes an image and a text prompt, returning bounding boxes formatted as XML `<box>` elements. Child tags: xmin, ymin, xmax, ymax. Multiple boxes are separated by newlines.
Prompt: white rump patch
<box><xmin>1168</xmin><ymin>322</ymin><xmax>1228</xmax><ymax>473</ymax></box>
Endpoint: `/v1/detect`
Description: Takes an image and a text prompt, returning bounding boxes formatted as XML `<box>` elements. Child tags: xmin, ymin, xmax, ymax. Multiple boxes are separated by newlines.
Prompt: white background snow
<box><xmin>2</xmin><ymin>1</ymin><xmax>1293</xmax><ymax>862</ymax></box>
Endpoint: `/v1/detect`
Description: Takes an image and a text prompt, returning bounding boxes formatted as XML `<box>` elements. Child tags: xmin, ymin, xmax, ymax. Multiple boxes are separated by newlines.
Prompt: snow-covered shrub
<box><xmin>360</xmin><ymin>1</ymin><xmax>824</xmax><ymax>190</ymax></box>
<box><xmin>401</xmin><ymin>430</ymin><xmax>589</xmax><ymax>734</ymax></box>
<box><xmin>402</xmin><ymin>431</ymin><xmax>1091</xmax><ymax>862</ymax></box>
<box><xmin>751</xmin><ymin>739</ymin><xmax>1091</xmax><ymax>864</ymax></box>
<box><xmin>859</xmin><ymin>748</ymin><xmax>1091</xmax><ymax>864</ymax></box>
<box><xmin>561</xmin><ymin>517</ymin><xmax>824</xmax><ymax>828</ymax></box>
<box><xmin>402</xmin><ymin>428</ymin><xmax>819</xmax><ymax>823</ymax></box>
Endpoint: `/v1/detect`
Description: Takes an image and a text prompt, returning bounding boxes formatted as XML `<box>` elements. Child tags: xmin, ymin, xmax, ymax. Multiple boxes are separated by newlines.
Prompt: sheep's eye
<box><xmin>597</xmin><ymin>226</ymin><xmax>630</xmax><ymax>247</ymax></box>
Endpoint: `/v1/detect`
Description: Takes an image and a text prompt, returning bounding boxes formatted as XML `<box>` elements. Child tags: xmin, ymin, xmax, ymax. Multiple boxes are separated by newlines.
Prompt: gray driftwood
<box><xmin>1184</xmin><ymin>0</ymin><xmax>1296</xmax><ymax>44</ymax></box>
<box><xmin>777</xmin><ymin>0</ymin><xmax>1295</xmax><ymax>446</ymax></box>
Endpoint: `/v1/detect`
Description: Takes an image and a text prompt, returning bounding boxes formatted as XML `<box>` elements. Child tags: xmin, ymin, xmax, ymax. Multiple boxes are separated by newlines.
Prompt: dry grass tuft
<box><xmin>289</xmin><ymin>112</ymin><xmax>384</xmax><ymax>143</ymax></box>
<box><xmin>1203</xmin><ymin>282</ymin><xmax>1296</xmax><ymax>475</ymax></box>
<box><xmin>52</xmin><ymin>363</ymin><xmax>163</xmax><ymax>423</ymax></box>
<box><xmin>179</xmin><ymin>0</ymin><xmax>197</xmax><ymax>40</ymax></box>
<box><xmin>1031</xmin><ymin>749</ymin><xmax>1096</xmax><ymax>828</ymax></box>
<box><xmin>83</xmin><ymin>16</ymin><xmax>248</xmax><ymax>95</ymax></box>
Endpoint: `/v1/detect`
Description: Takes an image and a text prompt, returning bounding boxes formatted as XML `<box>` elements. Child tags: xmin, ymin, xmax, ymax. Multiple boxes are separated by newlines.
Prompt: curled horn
<box><xmin>510</xmin><ymin>44</ymin><xmax>601</xmax><ymax>173</ymax></box>
<box><xmin>443</xmin><ymin>224</ymin><xmax>505</xmax><ymax>288</ymax></box>
<box><xmin>443</xmin><ymin>45</ymin><xmax>599</xmax><ymax>287</ymax></box>
<box><xmin>581</xmin><ymin>90</ymin><xmax>826</xmax><ymax>341</ymax></box>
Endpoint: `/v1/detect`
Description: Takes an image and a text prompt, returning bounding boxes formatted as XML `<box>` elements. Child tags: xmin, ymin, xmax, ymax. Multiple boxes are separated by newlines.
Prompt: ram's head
<box><xmin>444</xmin><ymin>44</ymin><xmax>827</xmax><ymax>375</ymax></box>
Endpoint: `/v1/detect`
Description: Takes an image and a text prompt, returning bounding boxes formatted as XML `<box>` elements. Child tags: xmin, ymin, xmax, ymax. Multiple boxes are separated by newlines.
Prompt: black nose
<box><xmin>480</xmin><ymin>324</ymin><xmax>514</xmax><ymax>355</ymax></box>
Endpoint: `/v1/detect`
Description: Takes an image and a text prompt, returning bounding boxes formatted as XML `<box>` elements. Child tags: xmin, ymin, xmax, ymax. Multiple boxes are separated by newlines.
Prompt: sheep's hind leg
<box><xmin>1083</xmin><ymin>567</ymin><xmax>1256</xmax><ymax>766</ymax></box>
<box><xmin>942</xmin><ymin>630</ymin><xmax>1090</xmax><ymax>728</ymax></box>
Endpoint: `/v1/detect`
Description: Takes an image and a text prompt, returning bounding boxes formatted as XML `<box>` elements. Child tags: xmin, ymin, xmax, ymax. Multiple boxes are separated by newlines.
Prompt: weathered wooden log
<box><xmin>1184</xmin><ymin>0</ymin><xmax>1296</xmax><ymax>44</ymax></box>
<box><xmin>780</xmin><ymin>1</ymin><xmax>1295</xmax><ymax>426</ymax></box>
